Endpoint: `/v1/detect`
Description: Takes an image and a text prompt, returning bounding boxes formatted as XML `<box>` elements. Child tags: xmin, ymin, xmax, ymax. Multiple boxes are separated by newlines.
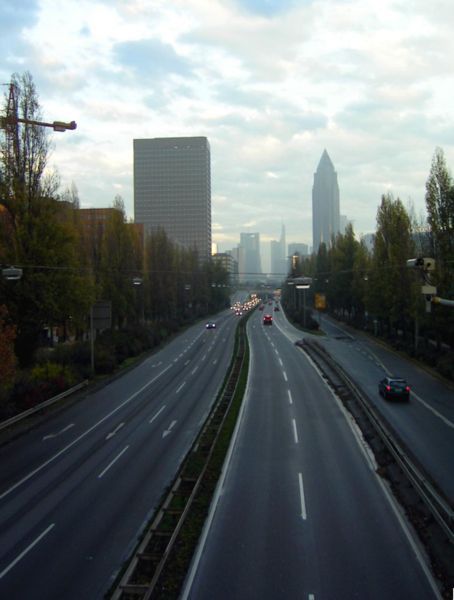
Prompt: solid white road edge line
<box><xmin>411</xmin><ymin>391</ymin><xmax>454</xmax><ymax>429</ymax></box>
<box><xmin>98</xmin><ymin>446</ymin><xmax>129</xmax><ymax>479</ymax></box>
<box><xmin>0</xmin><ymin>363</ymin><xmax>173</xmax><ymax>500</ymax></box>
<box><xmin>180</xmin><ymin>318</ymin><xmax>254</xmax><ymax>600</ymax></box>
<box><xmin>302</xmin><ymin>349</ymin><xmax>441</xmax><ymax>599</ymax></box>
<box><xmin>0</xmin><ymin>523</ymin><xmax>55</xmax><ymax>580</ymax></box>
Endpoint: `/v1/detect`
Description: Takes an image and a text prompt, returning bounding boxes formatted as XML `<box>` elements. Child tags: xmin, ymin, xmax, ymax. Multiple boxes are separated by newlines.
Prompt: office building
<box><xmin>239</xmin><ymin>232</ymin><xmax>262</xmax><ymax>282</ymax></box>
<box><xmin>227</xmin><ymin>246</ymin><xmax>245</xmax><ymax>282</ymax></box>
<box><xmin>312</xmin><ymin>149</ymin><xmax>340</xmax><ymax>252</ymax></box>
<box><xmin>270</xmin><ymin>224</ymin><xmax>287</xmax><ymax>280</ymax></box>
<box><xmin>134</xmin><ymin>136</ymin><xmax>211</xmax><ymax>262</ymax></box>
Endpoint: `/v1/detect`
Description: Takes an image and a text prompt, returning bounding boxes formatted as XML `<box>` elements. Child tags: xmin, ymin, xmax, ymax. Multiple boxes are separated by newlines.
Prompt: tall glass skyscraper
<box><xmin>239</xmin><ymin>232</ymin><xmax>262</xmax><ymax>281</ymax></box>
<box><xmin>133</xmin><ymin>137</ymin><xmax>211</xmax><ymax>262</ymax></box>
<box><xmin>312</xmin><ymin>149</ymin><xmax>340</xmax><ymax>253</ymax></box>
<box><xmin>270</xmin><ymin>224</ymin><xmax>287</xmax><ymax>279</ymax></box>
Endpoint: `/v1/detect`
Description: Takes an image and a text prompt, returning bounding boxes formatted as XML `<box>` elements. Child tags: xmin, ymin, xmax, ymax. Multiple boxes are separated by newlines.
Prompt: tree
<box><xmin>60</xmin><ymin>181</ymin><xmax>80</xmax><ymax>209</ymax></box>
<box><xmin>144</xmin><ymin>229</ymin><xmax>175</xmax><ymax>321</ymax></box>
<box><xmin>327</xmin><ymin>224</ymin><xmax>359</xmax><ymax>320</ymax></box>
<box><xmin>425</xmin><ymin>148</ymin><xmax>454</xmax><ymax>261</ymax></box>
<box><xmin>424</xmin><ymin>148</ymin><xmax>454</xmax><ymax>348</ymax></box>
<box><xmin>99</xmin><ymin>197</ymin><xmax>139</xmax><ymax>328</ymax></box>
<box><xmin>351</xmin><ymin>239</ymin><xmax>371</xmax><ymax>325</ymax></box>
<box><xmin>0</xmin><ymin>304</ymin><xmax>16</xmax><ymax>392</ymax></box>
<box><xmin>1</xmin><ymin>72</ymin><xmax>92</xmax><ymax>364</ymax></box>
<box><xmin>366</xmin><ymin>194</ymin><xmax>415</xmax><ymax>337</ymax></box>
<box><xmin>1</xmin><ymin>72</ymin><xmax>54</xmax><ymax>217</ymax></box>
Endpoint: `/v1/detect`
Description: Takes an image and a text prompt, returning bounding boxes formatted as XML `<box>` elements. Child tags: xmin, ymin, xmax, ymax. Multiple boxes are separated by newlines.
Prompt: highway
<box><xmin>183</xmin><ymin>305</ymin><xmax>442</xmax><ymax>599</ymax></box>
<box><xmin>0</xmin><ymin>308</ymin><xmax>238</xmax><ymax>599</ymax></box>
<box><xmin>277</xmin><ymin>311</ymin><xmax>454</xmax><ymax>503</ymax></box>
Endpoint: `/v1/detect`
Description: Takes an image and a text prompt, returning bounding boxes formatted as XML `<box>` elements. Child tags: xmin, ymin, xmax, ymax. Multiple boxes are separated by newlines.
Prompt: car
<box><xmin>259</xmin><ymin>305</ymin><xmax>264</xmax><ymax>311</ymax></box>
<box><xmin>274</xmin><ymin>306</ymin><xmax>280</xmax><ymax>311</ymax></box>
<box><xmin>206</xmin><ymin>322</ymin><xmax>216</xmax><ymax>329</ymax></box>
<box><xmin>263</xmin><ymin>314</ymin><xmax>273</xmax><ymax>325</ymax></box>
<box><xmin>378</xmin><ymin>377</ymin><xmax>410</xmax><ymax>401</ymax></box>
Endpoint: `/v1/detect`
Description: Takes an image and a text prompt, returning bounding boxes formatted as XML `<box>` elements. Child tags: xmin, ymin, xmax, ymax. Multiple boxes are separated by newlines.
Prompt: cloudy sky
<box><xmin>2</xmin><ymin>0</ymin><xmax>454</xmax><ymax>265</ymax></box>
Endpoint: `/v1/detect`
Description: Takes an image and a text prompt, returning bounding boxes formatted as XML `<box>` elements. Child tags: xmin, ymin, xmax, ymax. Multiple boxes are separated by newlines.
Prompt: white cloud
<box><xmin>1</xmin><ymin>0</ymin><xmax>454</xmax><ymax>260</ymax></box>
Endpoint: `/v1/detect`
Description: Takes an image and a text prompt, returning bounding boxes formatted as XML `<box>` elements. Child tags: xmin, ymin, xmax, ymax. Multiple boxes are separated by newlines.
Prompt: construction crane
<box><xmin>0</xmin><ymin>82</ymin><xmax>76</xmax><ymax>133</ymax></box>
<box><xmin>1</xmin><ymin>81</ymin><xmax>76</xmax><ymax>199</ymax></box>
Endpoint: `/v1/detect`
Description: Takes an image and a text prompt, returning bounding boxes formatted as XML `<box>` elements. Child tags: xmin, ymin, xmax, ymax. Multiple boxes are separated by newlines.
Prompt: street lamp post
<box><xmin>132</xmin><ymin>277</ymin><xmax>144</xmax><ymax>323</ymax></box>
<box><xmin>295</xmin><ymin>277</ymin><xmax>312</xmax><ymax>330</ymax></box>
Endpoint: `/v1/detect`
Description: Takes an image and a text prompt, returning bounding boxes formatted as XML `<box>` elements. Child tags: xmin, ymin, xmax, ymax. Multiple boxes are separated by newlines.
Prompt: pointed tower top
<box><xmin>317</xmin><ymin>149</ymin><xmax>334</xmax><ymax>172</ymax></box>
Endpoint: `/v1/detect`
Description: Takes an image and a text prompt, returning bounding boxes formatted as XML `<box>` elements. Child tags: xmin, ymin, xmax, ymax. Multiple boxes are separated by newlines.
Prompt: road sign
<box><xmin>91</xmin><ymin>301</ymin><xmax>112</xmax><ymax>330</ymax></box>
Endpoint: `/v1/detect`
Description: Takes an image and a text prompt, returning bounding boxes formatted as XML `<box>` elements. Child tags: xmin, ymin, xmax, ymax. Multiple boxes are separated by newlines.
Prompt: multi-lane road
<box><xmin>0</xmin><ymin>308</ymin><xmax>238</xmax><ymax>599</ymax></box>
<box><xmin>183</xmin><ymin>304</ymin><xmax>448</xmax><ymax>599</ymax></box>
<box><xmin>0</xmin><ymin>296</ymin><xmax>452</xmax><ymax>599</ymax></box>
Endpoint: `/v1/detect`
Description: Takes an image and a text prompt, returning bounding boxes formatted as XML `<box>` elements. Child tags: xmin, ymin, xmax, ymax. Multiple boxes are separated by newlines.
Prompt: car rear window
<box><xmin>391</xmin><ymin>381</ymin><xmax>406</xmax><ymax>389</ymax></box>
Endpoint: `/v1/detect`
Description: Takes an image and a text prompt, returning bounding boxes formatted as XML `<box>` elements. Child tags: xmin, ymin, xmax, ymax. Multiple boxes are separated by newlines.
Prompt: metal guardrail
<box><xmin>297</xmin><ymin>339</ymin><xmax>454</xmax><ymax>544</ymax></box>
<box><xmin>0</xmin><ymin>380</ymin><xmax>89</xmax><ymax>432</ymax></box>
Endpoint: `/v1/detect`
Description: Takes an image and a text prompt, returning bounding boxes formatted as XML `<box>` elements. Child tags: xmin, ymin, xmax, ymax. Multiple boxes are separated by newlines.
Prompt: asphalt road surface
<box><xmin>0</xmin><ymin>309</ymin><xmax>238</xmax><ymax>599</ymax></box>
<box><xmin>183</xmin><ymin>306</ymin><xmax>441</xmax><ymax>599</ymax></box>
<box><xmin>291</xmin><ymin>312</ymin><xmax>454</xmax><ymax>503</ymax></box>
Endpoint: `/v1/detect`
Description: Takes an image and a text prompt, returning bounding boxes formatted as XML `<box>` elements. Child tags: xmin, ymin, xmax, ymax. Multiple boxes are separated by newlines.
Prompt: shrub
<box><xmin>436</xmin><ymin>353</ymin><xmax>454</xmax><ymax>381</ymax></box>
<box><xmin>31</xmin><ymin>362</ymin><xmax>77</xmax><ymax>397</ymax></box>
<box><xmin>94</xmin><ymin>345</ymin><xmax>118</xmax><ymax>374</ymax></box>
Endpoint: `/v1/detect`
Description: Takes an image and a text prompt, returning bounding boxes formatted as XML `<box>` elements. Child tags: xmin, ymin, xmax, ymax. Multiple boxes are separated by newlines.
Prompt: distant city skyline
<box><xmin>3</xmin><ymin>2</ymin><xmax>451</xmax><ymax>253</ymax></box>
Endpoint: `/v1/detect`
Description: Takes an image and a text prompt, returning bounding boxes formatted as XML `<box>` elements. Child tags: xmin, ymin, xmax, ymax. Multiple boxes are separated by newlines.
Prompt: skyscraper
<box><xmin>270</xmin><ymin>224</ymin><xmax>287</xmax><ymax>279</ymax></box>
<box><xmin>312</xmin><ymin>149</ymin><xmax>340</xmax><ymax>253</ymax></box>
<box><xmin>239</xmin><ymin>233</ymin><xmax>262</xmax><ymax>282</ymax></box>
<box><xmin>134</xmin><ymin>136</ymin><xmax>211</xmax><ymax>262</ymax></box>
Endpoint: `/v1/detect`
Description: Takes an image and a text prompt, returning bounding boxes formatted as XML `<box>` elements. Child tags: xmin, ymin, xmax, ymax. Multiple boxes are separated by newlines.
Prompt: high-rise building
<box><xmin>239</xmin><ymin>233</ymin><xmax>262</xmax><ymax>282</ymax></box>
<box><xmin>270</xmin><ymin>224</ymin><xmax>287</xmax><ymax>280</ymax></box>
<box><xmin>312</xmin><ymin>149</ymin><xmax>340</xmax><ymax>253</ymax></box>
<box><xmin>133</xmin><ymin>136</ymin><xmax>211</xmax><ymax>262</ymax></box>
<box><xmin>227</xmin><ymin>246</ymin><xmax>245</xmax><ymax>282</ymax></box>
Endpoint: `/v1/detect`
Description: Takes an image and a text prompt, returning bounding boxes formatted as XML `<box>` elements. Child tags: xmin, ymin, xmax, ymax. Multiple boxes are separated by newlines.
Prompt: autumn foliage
<box><xmin>0</xmin><ymin>304</ymin><xmax>17</xmax><ymax>388</ymax></box>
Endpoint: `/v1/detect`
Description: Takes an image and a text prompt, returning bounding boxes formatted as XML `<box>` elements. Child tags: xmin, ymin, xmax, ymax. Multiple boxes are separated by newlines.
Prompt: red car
<box><xmin>263</xmin><ymin>314</ymin><xmax>273</xmax><ymax>325</ymax></box>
